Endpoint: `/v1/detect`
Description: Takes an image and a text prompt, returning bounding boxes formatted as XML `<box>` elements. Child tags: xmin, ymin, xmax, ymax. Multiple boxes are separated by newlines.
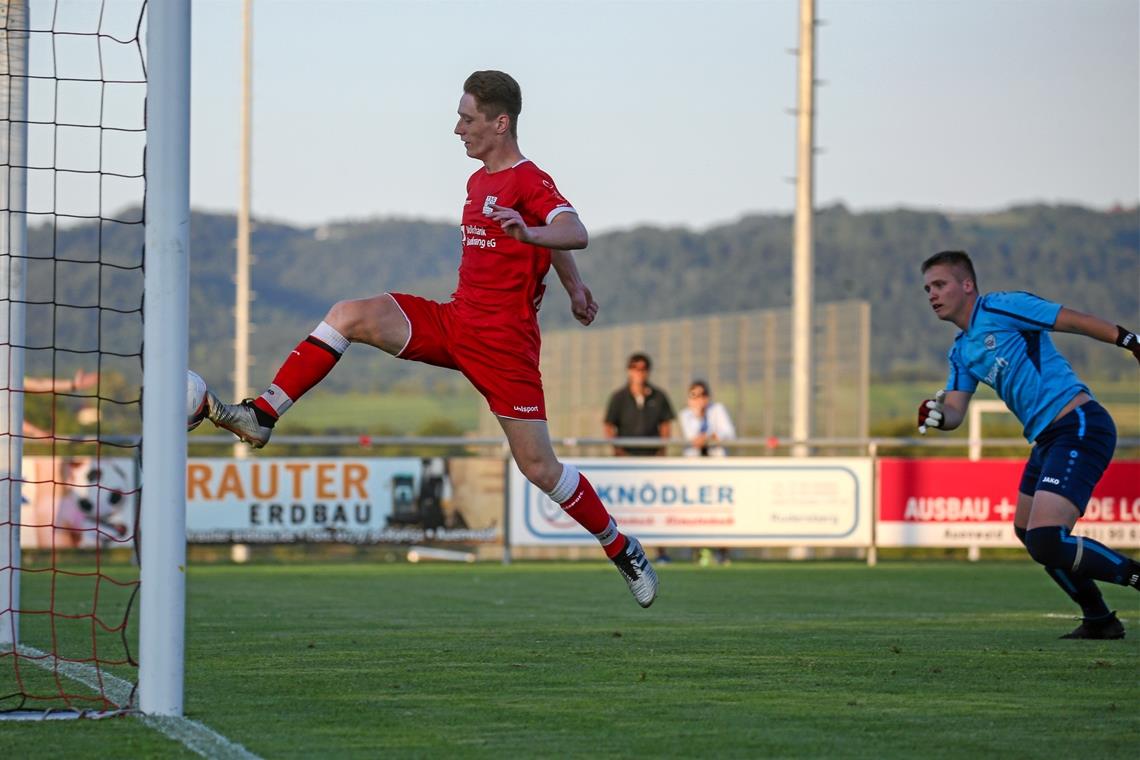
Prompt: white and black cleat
<box><xmin>612</xmin><ymin>536</ymin><xmax>658</xmax><ymax>608</ymax></box>
<box><xmin>206</xmin><ymin>393</ymin><xmax>273</xmax><ymax>449</ymax></box>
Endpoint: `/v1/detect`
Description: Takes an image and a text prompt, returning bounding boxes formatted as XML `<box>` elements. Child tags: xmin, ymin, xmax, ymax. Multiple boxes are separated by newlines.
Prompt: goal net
<box><xmin>1</xmin><ymin>0</ymin><xmax>152</xmax><ymax>717</ymax></box>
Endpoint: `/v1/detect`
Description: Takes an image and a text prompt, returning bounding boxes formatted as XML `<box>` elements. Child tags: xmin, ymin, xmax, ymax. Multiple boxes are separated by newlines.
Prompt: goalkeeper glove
<box><xmin>1116</xmin><ymin>326</ymin><xmax>1140</xmax><ymax>365</ymax></box>
<box><xmin>918</xmin><ymin>389</ymin><xmax>947</xmax><ymax>434</ymax></box>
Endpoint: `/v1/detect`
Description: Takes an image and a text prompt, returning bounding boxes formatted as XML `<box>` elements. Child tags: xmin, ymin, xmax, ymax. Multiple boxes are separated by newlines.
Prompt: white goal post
<box><xmin>0</xmin><ymin>0</ymin><xmax>30</xmax><ymax>651</ymax></box>
<box><xmin>967</xmin><ymin>399</ymin><xmax>1014</xmax><ymax>462</ymax></box>
<box><xmin>139</xmin><ymin>0</ymin><xmax>192</xmax><ymax>717</ymax></box>
<box><xmin>0</xmin><ymin>0</ymin><xmax>194</xmax><ymax>721</ymax></box>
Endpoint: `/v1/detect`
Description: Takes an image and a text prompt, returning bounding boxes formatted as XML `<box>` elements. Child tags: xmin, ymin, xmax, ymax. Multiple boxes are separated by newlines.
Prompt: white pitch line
<box><xmin>139</xmin><ymin>714</ymin><xmax>263</xmax><ymax>760</ymax></box>
<box><xmin>15</xmin><ymin>645</ymin><xmax>262</xmax><ymax>760</ymax></box>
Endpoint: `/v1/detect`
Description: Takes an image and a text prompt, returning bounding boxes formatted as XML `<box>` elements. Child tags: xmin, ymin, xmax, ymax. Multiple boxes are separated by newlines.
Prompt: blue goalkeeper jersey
<box><xmin>945</xmin><ymin>291</ymin><xmax>1090</xmax><ymax>442</ymax></box>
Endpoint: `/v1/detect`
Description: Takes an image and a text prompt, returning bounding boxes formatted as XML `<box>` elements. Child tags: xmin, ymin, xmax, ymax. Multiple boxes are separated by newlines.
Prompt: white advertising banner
<box><xmin>187</xmin><ymin>457</ymin><xmax>498</xmax><ymax>544</ymax></box>
<box><xmin>508</xmin><ymin>457</ymin><xmax>873</xmax><ymax>547</ymax></box>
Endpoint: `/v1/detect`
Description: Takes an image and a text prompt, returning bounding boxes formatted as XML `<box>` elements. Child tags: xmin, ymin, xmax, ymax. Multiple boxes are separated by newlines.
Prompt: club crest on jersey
<box><xmin>984</xmin><ymin>334</ymin><xmax>996</xmax><ymax>350</ymax></box>
<box><xmin>482</xmin><ymin>195</ymin><xmax>498</xmax><ymax>215</ymax></box>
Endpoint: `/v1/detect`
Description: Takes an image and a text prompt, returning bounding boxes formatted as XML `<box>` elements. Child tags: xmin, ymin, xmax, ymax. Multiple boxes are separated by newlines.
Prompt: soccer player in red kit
<box><xmin>206</xmin><ymin>70</ymin><xmax>658</xmax><ymax>607</ymax></box>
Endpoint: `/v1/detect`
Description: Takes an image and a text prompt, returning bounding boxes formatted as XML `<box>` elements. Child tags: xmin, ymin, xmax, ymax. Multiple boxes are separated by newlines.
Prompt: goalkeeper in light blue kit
<box><xmin>918</xmin><ymin>250</ymin><xmax>1140</xmax><ymax>639</ymax></box>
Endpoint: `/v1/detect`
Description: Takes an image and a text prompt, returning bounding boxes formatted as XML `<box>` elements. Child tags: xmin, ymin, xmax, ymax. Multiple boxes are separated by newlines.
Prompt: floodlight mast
<box><xmin>140</xmin><ymin>0</ymin><xmax>192</xmax><ymax>717</ymax></box>
<box><xmin>234</xmin><ymin>0</ymin><xmax>253</xmax><ymax>461</ymax></box>
<box><xmin>791</xmin><ymin>0</ymin><xmax>817</xmax><ymax>457</ymax></box>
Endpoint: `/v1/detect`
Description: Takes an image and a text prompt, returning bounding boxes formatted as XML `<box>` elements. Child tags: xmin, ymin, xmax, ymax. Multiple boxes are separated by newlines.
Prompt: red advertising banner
<box><xmin>877</xmin><ymin>458</ymin><xmax>1140</xmax><ymax>548</ymax></box>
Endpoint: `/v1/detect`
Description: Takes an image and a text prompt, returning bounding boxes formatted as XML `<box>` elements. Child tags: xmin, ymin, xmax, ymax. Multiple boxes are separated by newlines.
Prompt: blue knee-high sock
<box><xmin>1024</xmin><ymin>526</ymin><xmax>1140</xmax><ymax>588</ymax></box>
<box><xmin>1015</xmin><ymin>526</ymin><xmax>1111</xmax><ymax>620</ymax></box>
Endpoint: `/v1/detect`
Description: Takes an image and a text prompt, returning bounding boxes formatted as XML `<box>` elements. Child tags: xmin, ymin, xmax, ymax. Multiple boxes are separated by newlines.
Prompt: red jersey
<box><xmin>454</xmin><ymin>159</ymin><xmax>575</xmax><ymax>319</ymax></box>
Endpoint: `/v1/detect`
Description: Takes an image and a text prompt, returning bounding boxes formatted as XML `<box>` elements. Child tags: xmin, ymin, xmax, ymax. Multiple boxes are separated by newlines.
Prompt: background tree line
<box><xmin>26</xmin><ymin>203</ymin><xmax>1139</xmax><ymax>397</ymax></box>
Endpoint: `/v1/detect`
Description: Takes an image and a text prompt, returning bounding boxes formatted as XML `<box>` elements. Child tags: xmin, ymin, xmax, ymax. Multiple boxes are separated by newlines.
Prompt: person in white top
<box><xmin>679</xmin><ymin>380</ymin><xmax>736</xmax><ymax>457</ymax></box>
<box><xmin>678</xmin><ymin>380</ymin><xmax>737</xmax><ymax>565</ymax></box>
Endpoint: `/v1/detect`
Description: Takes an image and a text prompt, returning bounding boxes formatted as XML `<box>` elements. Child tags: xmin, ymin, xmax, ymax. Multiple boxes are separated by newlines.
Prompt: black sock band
<box><xmin>305</xmin><ymin>335</ymin><xmax>343</xmax><ymax>359</ymax></box>
<box><xmin>252</xmin><ymin>403</ymin><xmax>277</xmax><ymax>428</ymax></box>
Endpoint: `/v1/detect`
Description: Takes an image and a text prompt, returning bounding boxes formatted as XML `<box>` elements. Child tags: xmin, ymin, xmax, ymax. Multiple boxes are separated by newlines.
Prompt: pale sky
<box><xmin>189</xmin><ymin>0</ymin><xmax>1140</xmax><ymax>233</ymax></box>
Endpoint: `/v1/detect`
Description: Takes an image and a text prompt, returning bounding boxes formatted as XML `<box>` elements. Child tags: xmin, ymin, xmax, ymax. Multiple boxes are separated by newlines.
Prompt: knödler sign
<box><xmin>508</xmin><ymin>458</ymin><xmax>873</xmax><ymax>547</ymax></box>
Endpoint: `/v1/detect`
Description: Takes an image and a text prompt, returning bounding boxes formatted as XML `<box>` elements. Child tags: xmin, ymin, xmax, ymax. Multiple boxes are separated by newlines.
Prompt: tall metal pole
<box><xmin>140</xmin><ymin>0</ymin><xmax>191</xmax><ymax>716</ymax></box>
<box><xmin>233</xmin><ymin>0</ymin><xmax>253</xmax><ymax>460</ymax></box>
<box><xmin>791</xmin><ymin>0</ymin><xmax>816</xmax><ymax>457</ymax></box>
<box><xmin>0</xmin><ymin>0</ymin><xmax>29</xmax><ymax>649</ymax></box>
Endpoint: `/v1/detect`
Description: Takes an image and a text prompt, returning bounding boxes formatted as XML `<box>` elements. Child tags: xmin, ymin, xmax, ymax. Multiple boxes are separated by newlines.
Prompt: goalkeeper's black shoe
<box><xmin>206</xmin><ymin>393</ymin><xmax>274</xmax><ymax>449</ymax></box>
<box><xmin>1060</xmin><ymin>612</ymin><xmax>1125</xmax><ymax>640</ymax></box>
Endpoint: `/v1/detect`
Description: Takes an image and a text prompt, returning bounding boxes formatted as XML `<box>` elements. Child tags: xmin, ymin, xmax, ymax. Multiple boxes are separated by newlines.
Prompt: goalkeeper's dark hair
<box><xmin>922</xmin><ymin>250</ymin><xmax>978</xmax><ymax>291</ymax></box>
<box><xmin>464</xmin><ymin>70</ymin><xmax>522</xmax><ymax>138</ymax></box>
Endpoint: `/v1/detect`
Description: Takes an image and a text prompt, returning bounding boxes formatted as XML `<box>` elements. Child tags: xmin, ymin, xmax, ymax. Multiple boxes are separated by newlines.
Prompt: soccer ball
<box><xmin>187</xmin><ymin>370</ymin><xmax>209</xmax><ymax>431</ymax></box>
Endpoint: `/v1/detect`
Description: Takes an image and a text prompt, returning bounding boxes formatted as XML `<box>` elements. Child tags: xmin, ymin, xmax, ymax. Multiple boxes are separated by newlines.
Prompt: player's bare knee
<box><xmin>517</xmin><ymin>457</ymin><xmax>560</xmax><ymax>492</ymax></box>
<box><xmin>325</xmin><ymin>297</ymin><xmax>394</xmax><ymax>346</ymax></box>
<box><xmin>322</xmin><ymin>300</ymin><xmax>357</xmax><ymax>337</ymax></box>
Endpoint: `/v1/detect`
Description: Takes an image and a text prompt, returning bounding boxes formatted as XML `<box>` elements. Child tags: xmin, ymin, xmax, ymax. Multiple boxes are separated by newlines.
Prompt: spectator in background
<box><xmin>679</xmin><ymin>379</ymin><xmax>736</xmax><ymax>565</ymax></box>
<box><xmin>604</xmin><ymin>351</ymin><xmax>675</xmax><ymax>562</ymax></box>
<box><xmin>604</xmin><ymin>352</ymin><xmax>675</xmax><ymax>456</ymax></box>
<box><xmin>678</xmin><ymin>379</ymin><xmax>735</xmax><ymax>458</ymax></box>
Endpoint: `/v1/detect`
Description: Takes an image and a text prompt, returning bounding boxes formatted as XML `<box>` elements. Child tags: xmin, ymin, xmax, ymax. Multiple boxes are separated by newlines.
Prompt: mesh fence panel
<box><xmin>480</xmin><ymin>300</ymin><xmax>870</xmax><ymax>444</ymax></box>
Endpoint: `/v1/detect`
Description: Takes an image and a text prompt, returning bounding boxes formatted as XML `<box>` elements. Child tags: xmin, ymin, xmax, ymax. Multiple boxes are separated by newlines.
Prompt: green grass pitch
<box><xmin>4</xmin><ymin>561</ymin><xmax>1138</xmax><ymax>758</ymax></box>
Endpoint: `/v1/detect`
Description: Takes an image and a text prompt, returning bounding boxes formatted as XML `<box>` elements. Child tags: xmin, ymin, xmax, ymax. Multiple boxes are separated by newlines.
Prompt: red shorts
<box><xmin>388</xmin><ymin>292</ymin><xmax>546</xmax><ymax>420</ymax></box>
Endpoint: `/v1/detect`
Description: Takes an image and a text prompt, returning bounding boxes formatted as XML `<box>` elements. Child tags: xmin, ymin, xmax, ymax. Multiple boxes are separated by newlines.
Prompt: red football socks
<box><xmin>254</xmin><ymin>328</ymin><xmax>346</xmax><ymax>421</ymax></box>
<box><xmin>560</xmin><ymin>473</ymin><xmax>627</xmax><ymax>559</ymax></box>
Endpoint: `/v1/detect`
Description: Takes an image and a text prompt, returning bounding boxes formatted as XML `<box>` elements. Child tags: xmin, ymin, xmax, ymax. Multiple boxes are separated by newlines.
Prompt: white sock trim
<box><xmin>259</xmin><ymin>384</ymin><xmax>293</xmax><ymax>415</ymax></box>
<box><xmin>311</xmin><ymin>321</ymin><xmax>349</xmax><ymax>354</ymax></box>
<box><xmin>546</xmin><ymin>463</ymin><xmax>579</xmax><ymax>505</ymax></box>
<box><xmin>595</xmin><ymin>518</ymin><xmax>620</xmax><ymax>547</ymax></box>
<box><xmin>1072</xmin><ymin>536</ymin><xmax>1084</xmax><ymax>574</ymax></box>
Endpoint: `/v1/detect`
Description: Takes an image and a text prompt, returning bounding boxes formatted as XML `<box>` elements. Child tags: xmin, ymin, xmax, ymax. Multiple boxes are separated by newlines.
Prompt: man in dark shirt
<box><xmin>604</xmin><ymin>352</ymin><xmax>675</xmax><ymax>456</ymax></box>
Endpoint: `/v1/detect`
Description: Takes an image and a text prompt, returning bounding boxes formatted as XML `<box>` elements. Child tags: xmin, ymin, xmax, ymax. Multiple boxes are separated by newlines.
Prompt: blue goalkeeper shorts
<box><xmin>1018</xmin><ymin>400</ymin><xmax>1116</xmax><ymax>514</ymax></box>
